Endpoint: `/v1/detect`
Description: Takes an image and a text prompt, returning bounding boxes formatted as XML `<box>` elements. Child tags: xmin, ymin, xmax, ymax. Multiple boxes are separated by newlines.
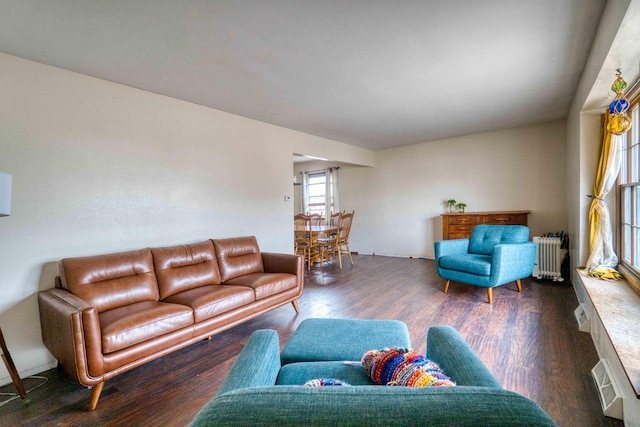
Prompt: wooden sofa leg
<box><xmin>487</xmin><ymin>288</ymin><xmax>493</xmax><ymax>304</ymax></box>
<box><xmin>516</xmin><ymin>279</ymin><xmax>522</xmax><ymax>292</ymax></box>
<box><xmin>88</xmin><ymin>381</ymin><xmax>104</xmax><ymax>411</ymax></box>
<box><xmin>443</xmin><ymin>280</ymin><xmax>450</xmax><ymax>293</ymax></box>
<box><xmin>291</xmin><ymin>300</ymin><xmax>299</xmax><ymax>314</ymax></box>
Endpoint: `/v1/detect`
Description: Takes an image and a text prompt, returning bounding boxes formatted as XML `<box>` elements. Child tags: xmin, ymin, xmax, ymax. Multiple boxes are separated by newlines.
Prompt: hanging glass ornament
<box><xmin>607</xmin><ymin>69</ymin><xmax>632</xmax><ymax>135</ymax></box>
<box><xmin>607</xmin><ymin>114</ymin><xmax>631</xmax><ymax>135</ymax></box>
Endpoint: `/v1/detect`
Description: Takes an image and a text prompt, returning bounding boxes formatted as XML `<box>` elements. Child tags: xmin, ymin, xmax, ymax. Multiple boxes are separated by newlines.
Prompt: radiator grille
<box><xmin>532</xmin><ymin>236</ymin><xmax>564</xmax><ymax>281</ymax></box>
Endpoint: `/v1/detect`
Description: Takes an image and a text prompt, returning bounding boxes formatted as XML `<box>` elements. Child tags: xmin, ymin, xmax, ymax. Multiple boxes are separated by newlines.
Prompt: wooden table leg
<box><xmin>0</xmin><ymin>327</ymin><xmax>27</xmax><ymax>400</ymax></box>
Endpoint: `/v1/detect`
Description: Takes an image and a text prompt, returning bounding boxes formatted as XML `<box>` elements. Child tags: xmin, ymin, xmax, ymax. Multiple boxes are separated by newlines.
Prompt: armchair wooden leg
<box><xmin>487</xmin><ymin>288</ymin><xmax>493</xmax><ymax>304</ymax></box>
<box><xmin>516</xmin><ymin>279</ymin><xmax>522</xmax><ymax>292</ymax></box>
<box><xmin>291</xmin><ymin>300</ymin><xmax>299</xmax><ymax>314</ymax></box>
<box><xmin>88</xmin><ymin>381</ymin><xmax>104</xmax><ymax>411</ymax></box>
<box><xmin>443</xmin><ymin>280</ymin><xmax>450</xmax><ymax>293</ymax></box>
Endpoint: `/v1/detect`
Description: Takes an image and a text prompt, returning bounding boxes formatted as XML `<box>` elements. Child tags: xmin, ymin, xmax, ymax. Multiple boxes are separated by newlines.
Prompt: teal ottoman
<box><xmin>280</xmin><ymin>318</ymin><xmax>411</xmax><ymax>364</ymax></box>
<box><xmin>278</xmin><ymin>318</ymin><xmax>413</xmax><ymax>386</ymax></box>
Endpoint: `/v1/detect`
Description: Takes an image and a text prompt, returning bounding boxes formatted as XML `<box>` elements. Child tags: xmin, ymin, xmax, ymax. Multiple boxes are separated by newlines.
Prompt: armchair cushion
<box><xmin>438</xmin><ymin>254</ymin><xmax>491</xmax><ymax>276</ymax></box>
<box><xmin>277</xmin><ymin>361</ymin><xmax>375</xmax><ymax>386</ymax></box>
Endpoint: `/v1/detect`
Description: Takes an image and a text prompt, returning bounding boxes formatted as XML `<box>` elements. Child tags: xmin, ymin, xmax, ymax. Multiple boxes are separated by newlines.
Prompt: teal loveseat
<box><xmin>192</xmin><ymin>319</ymin><xmax>555</xmax><ymax>426</ymax></box>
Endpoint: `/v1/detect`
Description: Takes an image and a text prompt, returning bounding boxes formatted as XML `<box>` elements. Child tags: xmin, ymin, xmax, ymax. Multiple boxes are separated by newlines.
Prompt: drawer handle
<box><xmin>495</xmin><ymin>217</ymin><xmax>510</xmax><ymax>222</ymax></box>
<box><xmin>458</xmin><ymin>227</ymin><xmax>470</xmax><ymax>231</ymax></box>
<box><xmin>458</xmin><ymin>218</ymin><xmax>470</xmax><ymax>223</ymax></box>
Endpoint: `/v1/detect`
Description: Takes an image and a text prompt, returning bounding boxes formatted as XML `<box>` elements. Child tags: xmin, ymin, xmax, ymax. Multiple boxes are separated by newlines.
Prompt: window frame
<box><xmin>617</xmin><ymin>82</ymin><xmax>640</xmax><ymax>293</ymax></box>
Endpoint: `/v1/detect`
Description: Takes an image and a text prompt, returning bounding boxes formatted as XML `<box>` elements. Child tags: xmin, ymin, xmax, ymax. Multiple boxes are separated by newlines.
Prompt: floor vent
<box><xmin>591</xmin><ymin>359</ymin><xmax>623</xmax><ymax>420</ymax></box>
<box><xmin>573</xmin><ymin>303</ymin><xmax>590</xmax><ymax>332</ymax></box>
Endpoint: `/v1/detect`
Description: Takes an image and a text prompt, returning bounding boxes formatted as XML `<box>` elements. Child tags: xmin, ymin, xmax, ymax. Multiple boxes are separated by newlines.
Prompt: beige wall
<box><xmin>338</xmin><ymin>121</ymin><xmax>567</xmax><ymax>258</ymax></box>
<box><xmin>0</xmin><ymin>53</ymin><xmax>370</xmax><ymax>383</ymax></box>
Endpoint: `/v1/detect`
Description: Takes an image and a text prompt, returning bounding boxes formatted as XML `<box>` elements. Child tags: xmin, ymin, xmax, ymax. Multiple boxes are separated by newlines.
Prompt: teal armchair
<box><xmin>434</xmin><ymin>225</ymin><xmax>536</xmax><ymax>303</ymax></box>
<box><xmin>192</xmin><ymin>325</ymin><xmax>556</xmax><ymax>426</ymax></box>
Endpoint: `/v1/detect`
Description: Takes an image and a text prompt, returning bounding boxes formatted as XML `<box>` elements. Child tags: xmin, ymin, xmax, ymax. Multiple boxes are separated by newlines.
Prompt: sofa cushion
<box><xmin>99</xmin><ymin>300</ymin><xmax>194</xmax><ymax>353</ymax></box>
<box><xmin>151</xmin><ymin>240</ymin><xmax>222</xmax><ymax>300</ymax></box>
<box><xmin>277</xmin><ymin>361</ymin><xmax>375</xmax><ymax>386</ymax></box>
<box><xmin>59</xmin><ymin>248</ymin><xmax>159</xmax><ymax>313</ymax></box>
<box><xmin>163</xmin><ymin>285</ymin><xmax>255</xmax><ymax>322</ymax></box>
<box><xmin>213</xmin><ymin>236</ymin><xmax>264</xmax><ymax>282</ymax></box>
<box><xmin>438</xmin><ymin>254</ymin><xmax>492</xmax><ymax>276</ymax></box>
<box><xmin>468</xmin><ymin>225</ymin><xmax>530</xmax><ymax>255</ymax></box>
<box><xmin>224</xmin><ymin>272</ymin><xmax>297</xmax><ymax>300</ymax></box>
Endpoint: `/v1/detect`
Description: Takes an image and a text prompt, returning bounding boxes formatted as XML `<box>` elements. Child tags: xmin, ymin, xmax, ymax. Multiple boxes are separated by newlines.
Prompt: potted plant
<box><xmin>446</xmin><ymin>199</ymin><xmax>457</xmax><ymax>213</ymax></box>
<box><xmin>456</xmin><ymin>202</ymin><xmax>467</xmax><ymax>213</ymax></box>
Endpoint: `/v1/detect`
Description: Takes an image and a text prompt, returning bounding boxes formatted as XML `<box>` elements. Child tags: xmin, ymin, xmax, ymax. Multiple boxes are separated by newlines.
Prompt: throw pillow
<box><xmin>304</xmin><ymin>378</ymin><xmax>350</xmax><ymax>387</ymax></box>
<box><xmin>361</xmin><ymin>347</ymin><xmax>455</xmax><ymax>387</ymax></box>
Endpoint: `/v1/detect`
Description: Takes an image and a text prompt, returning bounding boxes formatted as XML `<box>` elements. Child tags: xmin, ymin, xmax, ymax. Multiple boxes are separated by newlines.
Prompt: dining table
<box><xmin>294</xmin><ymin>224</ymin><xmax>338</xmax><ymax>235</ymax></box>
<box><xmin>294</xmin><ymin>224</ymin><xmax>338</xmax><ymax>266</ymax></box>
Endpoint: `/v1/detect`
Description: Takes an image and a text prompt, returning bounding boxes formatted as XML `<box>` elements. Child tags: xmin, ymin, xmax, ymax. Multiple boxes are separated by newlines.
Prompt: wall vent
<box><xmin>573</xmin><ymin>303</ymin><xmax>590</xmax><ymax>332</ymax></box>
<box><xmin>591</xmin><ymin>359</ymin><xmax>623</xmax><ymax>420</ymax></box>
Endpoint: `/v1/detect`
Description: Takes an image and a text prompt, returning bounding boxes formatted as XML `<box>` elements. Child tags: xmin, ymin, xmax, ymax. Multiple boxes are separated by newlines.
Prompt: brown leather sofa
<box><xmin>38</xmin><ymin>236</ymin><xmax>303</xmax><ymax>410</ymax></box>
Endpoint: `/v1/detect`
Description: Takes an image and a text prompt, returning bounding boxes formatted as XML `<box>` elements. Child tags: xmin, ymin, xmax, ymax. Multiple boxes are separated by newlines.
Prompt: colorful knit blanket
<box><xmin>361</xmin><ymin>347</ymin><xmax>455</xmax><ymax>387</ymax></box>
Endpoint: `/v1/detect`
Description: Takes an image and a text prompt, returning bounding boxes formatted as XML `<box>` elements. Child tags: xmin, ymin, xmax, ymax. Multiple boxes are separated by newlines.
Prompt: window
<box><xmin>300</xmin><ymin>167</ymin><xmax>339</xmax><ymax>218</ymax></box>
<box><xmin>306</xmin><ymin>170</ymin><xmax>327</xmax><ymax>217</ymax></box>
<box><xmin>619</xmin><ymin>103</ymin><xmax>640</xmax><ymax>283</ymax></box>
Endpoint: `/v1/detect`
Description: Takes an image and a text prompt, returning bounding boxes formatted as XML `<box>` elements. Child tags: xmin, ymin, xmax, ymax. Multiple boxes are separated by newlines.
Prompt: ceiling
<box><xmin>0</xmin><ymin>1</ymin><xmax>609</xmax><ymax>151</ymax></box>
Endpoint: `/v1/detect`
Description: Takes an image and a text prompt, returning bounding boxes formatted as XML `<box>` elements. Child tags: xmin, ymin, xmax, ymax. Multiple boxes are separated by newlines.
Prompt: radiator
<box><xmin>532</xmin><ymin>236</ymin><xmax>564</xmax><ymax>281</ymax></box>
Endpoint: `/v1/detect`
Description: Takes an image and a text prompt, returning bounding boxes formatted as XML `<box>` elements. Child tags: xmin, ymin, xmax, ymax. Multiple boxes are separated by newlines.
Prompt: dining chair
<box><xmin>318</xmin><ymin>211</ymin><xmax>355</xmax><ymax>269</ymax></box>
<box><xmin>334</xmin><ymin>211</ymin><xmax>355</xmax><ymax>268</ymax></box>
<box><xmin>294</xmin><ymin>214</ymin><xmax>318</xmax><ymax>270</ymax></box>
<box><xmin>316</xmin><ymin>212</ymin><xmax>341</xmax><ymax>268</ymax></box>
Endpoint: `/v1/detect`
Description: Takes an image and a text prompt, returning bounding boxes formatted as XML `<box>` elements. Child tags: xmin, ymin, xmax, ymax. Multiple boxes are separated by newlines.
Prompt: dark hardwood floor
<box><xmin>0</xmin><ymin>255</ymin><xmax>622</xmax><ymax>426</ymax></box>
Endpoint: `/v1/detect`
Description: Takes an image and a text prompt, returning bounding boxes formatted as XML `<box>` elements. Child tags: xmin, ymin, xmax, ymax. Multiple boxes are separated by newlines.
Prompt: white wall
<box><xmin>338</xmin><ymin>121</ymin><xmax>567</xmax><ymax>258</ymax></box>
<box><xmin>0</xmin><ymin>53</ymin><xmax>371</xmax><ymax>384</ymax></box>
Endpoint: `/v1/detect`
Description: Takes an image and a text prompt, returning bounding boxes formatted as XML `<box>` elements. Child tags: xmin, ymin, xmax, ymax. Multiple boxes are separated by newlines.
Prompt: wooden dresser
<box><xmin>441</xmin><ymin>210</ymin><xmax>531</xmax><ymax>239</ymax></box>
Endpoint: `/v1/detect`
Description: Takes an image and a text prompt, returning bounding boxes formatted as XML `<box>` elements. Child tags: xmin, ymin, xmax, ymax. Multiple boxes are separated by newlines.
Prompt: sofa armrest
<box><xmin>434</xmin><ymin>239</ymin><xmax>470</xmax><ymax>260</ymax></box>
<box><xmin>491</xmin><ymin>242</ymin><xmax>536</xmax><ymax>283</ymax></box>
<box><xmin>261</xmin><ymin>252</ymin><xmax>303</xmax><ymax>276</ymax></box>
<box><xmin>38</xmin><ymin>288</ymin><xmax>104</xmax><ymax>385</ymax></box>
<box><xmin>426</xmin><ymin>325</ymin><xmax>501</xmax><ymax>388</ymax></box>
<box><xmin>215</xmin><ymin>329</ymin><xmax>281</xmax><ymax>396</ymax></box>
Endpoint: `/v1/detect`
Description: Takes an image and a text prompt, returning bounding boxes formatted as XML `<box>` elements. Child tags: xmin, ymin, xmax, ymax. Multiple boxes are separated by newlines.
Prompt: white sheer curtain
<box><xmin>326</xmin><ymin>167</ymin><xmax>339</xmax><ymax>217</ymax></box>
<box><xmin>301</xmin><ymin>171</ymin><xmax>309</xmax><ymax>214</ymax></box>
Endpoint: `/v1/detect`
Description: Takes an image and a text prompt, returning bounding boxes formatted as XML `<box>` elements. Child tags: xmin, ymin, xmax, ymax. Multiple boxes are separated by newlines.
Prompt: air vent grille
<box><xmin>591</xmin><ymin>359</ymin><xmax>623</xmax><ymax>420</ymax></box>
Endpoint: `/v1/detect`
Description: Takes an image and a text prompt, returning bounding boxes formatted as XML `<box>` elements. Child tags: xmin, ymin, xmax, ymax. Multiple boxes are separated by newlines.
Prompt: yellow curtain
<box><xmin>586</xmin><ymin>112</ymin><xmax>623</xmax><ymax>280</ymax></box>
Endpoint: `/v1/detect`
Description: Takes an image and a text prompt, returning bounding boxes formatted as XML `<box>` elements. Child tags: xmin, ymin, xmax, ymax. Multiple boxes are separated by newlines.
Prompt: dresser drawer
<box><xmin>486</xmin><ymin>213</ymin><xmax>527</xmax><ymax>225</ymax></box>
<box><xmin>447</xmin><ymin>215</ymin><xmax>482</xmax><ymax>225</ymax></box>
<box><xmin>449</xmin><ymin>224</ymin><xmax>475</xmax><ymax>235</ymax></box>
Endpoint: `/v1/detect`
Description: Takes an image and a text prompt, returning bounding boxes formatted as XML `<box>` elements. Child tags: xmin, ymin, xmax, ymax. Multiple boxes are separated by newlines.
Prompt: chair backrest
<box><xmin>328</xmin><ymin>211</ymin><xmax>341</xmax><ymax>227</ymax></box>
<box><xmin>294</xmin><ymin>214</ymin><xmax>310</xmax><ymax>227</ymax></box>
<box><xmin>294</xmin><ymin>214</ymin><xmax>313</xmax><ymax>248</ymax></box>
<box><xmin>309</xmin><ymin>213</ymin><xmax>322</xmax><ymax>227</ymax></box>
<box><xmin>337</xmin><ymin>211</ymin><xmax>354</xmax><ymax>242</ymax></box>
<box><xmin>468</xmin><ymin>225</ymin><xmax>530</xmax><ymax>255</ymax></box>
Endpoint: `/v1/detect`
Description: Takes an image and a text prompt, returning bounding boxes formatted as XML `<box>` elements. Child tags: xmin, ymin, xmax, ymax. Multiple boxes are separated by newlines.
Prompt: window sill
<box><xmin>577</xmin><ymin>268</ymin><xmax>640</xmax><ymax>398</ymax></box>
